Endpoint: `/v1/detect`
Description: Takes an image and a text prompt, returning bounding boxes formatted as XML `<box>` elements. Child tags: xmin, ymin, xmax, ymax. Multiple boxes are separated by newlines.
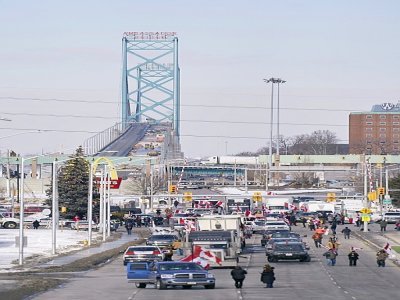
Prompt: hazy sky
<box><xmin>1</xmin><ymin>0</ymin><xmax>399</xmax><ymax>158</ymax></box>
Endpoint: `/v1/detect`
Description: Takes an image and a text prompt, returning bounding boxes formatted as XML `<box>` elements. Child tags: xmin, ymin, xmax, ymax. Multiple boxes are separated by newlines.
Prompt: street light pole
<box><xmin>88</xmin><ymin>161</ymin><xmax>94</xmax><ymax>246</ymax></box>
<box><xmin>18</xmin><ymin>157</ymin><xmax>25</xmax><ymax>265</ymax></box>
<box><xmin>276</xmin><ymin>79</ymin><xmax>286</xmax><ymax>156</ymax></box>
<box><xmin>51</xmin><ymin>160</ymin><xmax>57</xmax><ymax>255</ymax></box>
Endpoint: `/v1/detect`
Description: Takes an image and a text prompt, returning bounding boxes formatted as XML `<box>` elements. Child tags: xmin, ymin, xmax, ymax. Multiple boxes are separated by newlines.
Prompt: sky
<box><xmin>0</xmin><ymin>0</ymin><xmax>400</xmax><ymax>158</ymax></box>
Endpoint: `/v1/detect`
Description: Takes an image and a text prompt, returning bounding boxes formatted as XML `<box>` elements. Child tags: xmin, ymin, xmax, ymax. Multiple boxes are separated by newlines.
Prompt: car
<box><xmin>381</xmin><ymin>212</ymin><xmax>400</xmax><ymax>224</ymax></box>
<box><xmin>123</xmin><ymin>246</ymin><xmax>164</xmax><ymax>265</ymax></box>
<box><xmin>146</xmin><ymin>234</ymin><xmax>180</xmax><ymax>248</ymax></box>
<box><xmin>127</xmin><ymin>261</ymin><xmax>216</xmax><ymax>289</ymax></box>
<box><xmin>267</xmin><ymin>241</ymin><xmax>311</xmax><ymax>262</ymax></box>
<box><xmin>265</xmin><ymin>238</ymin><xmax>300</xmax><ymax>255</ymax></box>
<box><xmin>261</xmin><ymin>229</ymin><xmax>290</xmax><ymax>246</ymax></box>
<box><xmin>263</xmin><ymin>220</ymin><xmax>290</xmax><ymax>231</ymax></box>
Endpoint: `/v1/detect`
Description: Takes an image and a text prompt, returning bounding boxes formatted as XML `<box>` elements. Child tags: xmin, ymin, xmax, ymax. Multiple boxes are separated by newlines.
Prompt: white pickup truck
<box><xmin>0</xmin><ymin>213</ymin><xmax>20</xmax><ymax>229</ymax></box>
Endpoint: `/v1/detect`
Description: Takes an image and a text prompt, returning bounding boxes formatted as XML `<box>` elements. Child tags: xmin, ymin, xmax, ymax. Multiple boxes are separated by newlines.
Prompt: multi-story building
<box><xmin>349</xmin><ymin>102</ymin><xmax>400</xmax><ymax>155</ymax></box>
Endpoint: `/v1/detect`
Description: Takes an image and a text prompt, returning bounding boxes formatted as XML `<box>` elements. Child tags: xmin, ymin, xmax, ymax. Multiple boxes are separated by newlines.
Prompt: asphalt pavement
<box><xmin>30</xmin><ymin>223</ymin><xmax>400</xmax><ymax>300</ymax></box>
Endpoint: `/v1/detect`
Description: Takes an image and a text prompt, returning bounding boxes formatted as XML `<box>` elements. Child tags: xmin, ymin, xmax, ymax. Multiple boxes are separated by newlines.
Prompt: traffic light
<box><xmin>169</xmin><ymin>185</ymin><xmax>177</xmax><ymax>194</ymax></box>
<box><xmin>252</xmin><ymin>192</ymin><xmax>262</xmax><ymax>202</ymax></box>
<box><xmin>183</xmin><ymin>192</ymin><xmax>193</xmax><ymax>202</ymax></box>
<box><xmin>378</xmin><ymin>187</ymin><xmax>385</xmax><ymax>195</ymax></box>
<box><xmin>326</xmin><ymin>192</ymin><xmax>336</xmax><ymax>202</ymax></box>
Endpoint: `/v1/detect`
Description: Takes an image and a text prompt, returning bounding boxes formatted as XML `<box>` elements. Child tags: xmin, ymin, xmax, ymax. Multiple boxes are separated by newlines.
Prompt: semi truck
<box><xmin>264</xmin><ymin>197</ymin><xmax>293</xmax><ymax>213</ymax></box>
<box><xmin>188</xmin><ymin>215</ymin><xmax>244</xmax><ymax>267</ymax></box>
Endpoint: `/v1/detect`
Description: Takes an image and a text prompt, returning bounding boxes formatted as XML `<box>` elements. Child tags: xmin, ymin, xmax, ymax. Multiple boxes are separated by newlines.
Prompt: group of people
<box><xmin>230</xmin><ymin>264</ymin><xmax>276</xmax><ymax>289</ymax></box>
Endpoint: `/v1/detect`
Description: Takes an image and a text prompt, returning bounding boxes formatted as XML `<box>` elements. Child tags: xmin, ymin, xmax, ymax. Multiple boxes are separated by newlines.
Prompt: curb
<box><xmin>353</xmin><ymin>231</ymin><xmax>400</xmax><ymax>268</ymax></box>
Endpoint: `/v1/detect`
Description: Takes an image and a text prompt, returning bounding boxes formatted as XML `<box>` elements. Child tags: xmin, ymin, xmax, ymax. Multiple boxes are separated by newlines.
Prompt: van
<box><xmin>383</xmin><ymin>212</ymin><xmax>400</xmax><ymax>224</ymax></box>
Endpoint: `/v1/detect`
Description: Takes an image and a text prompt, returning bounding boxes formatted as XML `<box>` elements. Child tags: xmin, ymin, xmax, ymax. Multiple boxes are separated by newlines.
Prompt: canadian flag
<box><xmin>181</xmin><ymin>245</ymin><xmax>222</xmax><ymax>268</ymax></box>
<box><xmin>215</xmin><ymin>201</ymin><xmax>223</xmax><ymax>207</ymax></box>
<box><xmin>384</xmin><ymin>242</ymin><xmax>395</xmax><ymax>258</ymax></box>
<box><xmin>184</xmin><ymin>220</ymin><xmax>196</xmax><ymax>232</ymax></box>
<box><xmin>300</xmin><ymin>204</ymin><xmax>308</xmax><ymax>212</ymax></box>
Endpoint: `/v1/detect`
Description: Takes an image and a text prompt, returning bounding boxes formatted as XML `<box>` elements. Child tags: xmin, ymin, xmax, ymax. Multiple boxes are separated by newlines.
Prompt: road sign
<box><xmin>360</xmin><ymin>208</ymin><xmax>372</xmax><ymax>214</ymax></box>
<box><xmin>94</xmin><ymin>177</ymin><xmax>122</xmax><ymax>189</ymax></box>
<box><xmin>361</xmin><ymin>216</ymin><xmax>371</xmax><ymax>222</ymax></box>
<box><xmin>383</xmin><ymin>199</ymin><xmax>392</xmax><ymax>205</ymax></box>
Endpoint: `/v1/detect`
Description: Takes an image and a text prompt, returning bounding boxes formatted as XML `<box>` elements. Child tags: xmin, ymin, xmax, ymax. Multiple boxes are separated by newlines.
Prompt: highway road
<box><xmin>32</xmin><ymin>223</ymin><xmax>400</xmax><ymax>300</ymax></box>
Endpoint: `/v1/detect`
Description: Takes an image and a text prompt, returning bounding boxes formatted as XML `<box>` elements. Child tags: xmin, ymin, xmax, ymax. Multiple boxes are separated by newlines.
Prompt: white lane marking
<box><xmin>344</xmin><ymin>291</ymin><xmax>349</xmax><ymax>294</ymax></box>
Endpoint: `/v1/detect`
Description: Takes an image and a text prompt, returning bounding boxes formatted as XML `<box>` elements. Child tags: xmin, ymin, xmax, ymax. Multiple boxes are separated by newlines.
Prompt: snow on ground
<box><xmin>0</xmin><ymin>228</ymin><xmax>99</xmax><ymax>271</ymax></box>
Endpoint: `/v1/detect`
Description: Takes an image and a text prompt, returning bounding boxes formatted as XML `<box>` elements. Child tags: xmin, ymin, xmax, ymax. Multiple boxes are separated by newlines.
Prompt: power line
<box><xmin>0</xmin><ymin>128</ymin><xmax>350</xmax><ymax>142</ymax></box>
<box><xmin>0</xmin><ymin>96</ymin><xmax>368</xmax><ymax>112</ymax></box>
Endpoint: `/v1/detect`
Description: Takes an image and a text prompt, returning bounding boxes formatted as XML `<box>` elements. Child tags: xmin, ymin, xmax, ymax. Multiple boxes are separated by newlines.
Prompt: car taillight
<box><xmin>153</xmin><ymin>250</ymin><xmax>161</xmax><ymax>255</ymax></box>
<box><xmin>126</xmin><ymin>251</ymin><xmax>135</xmax><ymax>255</ymax></box>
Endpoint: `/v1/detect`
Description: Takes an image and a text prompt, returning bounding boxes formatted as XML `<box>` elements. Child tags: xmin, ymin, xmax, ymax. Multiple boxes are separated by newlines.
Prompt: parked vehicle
<box><xmin>381</xmin><ymin>212</ymin><xmax>400</xmax><ymax>224</ymax></box>
<box><xmin>123</xmin><ymin>246</ymin><xmax>164</xmax><ymax>265</ymax></box>
<box><xmin>0</xmin><ymin>213</ymin><xmax>19</xmax><ymax>229</ymax></box>
<box><xmin>127</xmin><ymin>261</ymin><xmax>216</xmax><ymax>289</ymax></box>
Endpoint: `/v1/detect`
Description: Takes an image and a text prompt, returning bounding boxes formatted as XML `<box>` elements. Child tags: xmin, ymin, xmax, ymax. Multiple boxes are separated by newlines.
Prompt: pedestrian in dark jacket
<box><xmin>341</xmin><ymin>227</ymin><xmax>351</xmax><ymax>239</ymax></box>
<box><xmin>260</xmin><ymin>264</ymin><xmax>275</xmax><ymax>288</ymax></box>
<box><xmin>230</xmin><ymin>266</ymin><xmax>247</xmax><ymax>288</ymax></box>
<box><xmin>32</xmin><ymin>220</ymin><xmax>40</xmax><ymax>229</ymax></box>
<box><xmin>348</xmin><ymin>248</ymin><xmax>359</xmax><ymax>266</ymax></box>
<box><xmin>125</xmin><ymin>221</ymin><xmax>133</xmax><ymax>235</ymax></box>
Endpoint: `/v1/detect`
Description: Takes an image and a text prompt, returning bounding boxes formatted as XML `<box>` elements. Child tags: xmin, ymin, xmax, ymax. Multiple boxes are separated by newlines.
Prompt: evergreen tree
<box><xmin>388</xmin><ymin>176</ymin><xmax>400</xmax><ymax>206</ymax></box>
<box><xmin>46</xmin><ymin>146</ymin><xmax>90</xmax><ymax>219</ymax></box>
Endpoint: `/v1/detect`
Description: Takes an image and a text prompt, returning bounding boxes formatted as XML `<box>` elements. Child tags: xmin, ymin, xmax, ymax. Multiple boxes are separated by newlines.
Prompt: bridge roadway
<box><xmin>32</xmin><ymin>224</ymin><xmax>400</xmax><ymax>300</ymax></box>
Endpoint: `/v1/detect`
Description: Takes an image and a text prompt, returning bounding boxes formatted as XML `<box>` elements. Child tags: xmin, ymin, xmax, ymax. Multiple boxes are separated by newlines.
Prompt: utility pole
<box><xmin>363</xmin><ymin>159</ymin><xmax>369</xmax><ymax>232</ymax></box>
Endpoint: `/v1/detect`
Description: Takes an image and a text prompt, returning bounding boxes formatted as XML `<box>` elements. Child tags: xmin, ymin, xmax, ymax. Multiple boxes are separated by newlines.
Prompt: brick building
<box><xmin>349</xmin><ymin>102</ymin><xmax>400</xmax><ymax>155</ymax></box>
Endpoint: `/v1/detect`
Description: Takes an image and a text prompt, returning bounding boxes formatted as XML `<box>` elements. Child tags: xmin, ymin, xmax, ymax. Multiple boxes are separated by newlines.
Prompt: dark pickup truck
<box><xmin>127</xmin><ymin>261</ymin><xmax>216</xmax><ymax>289</ymax></box>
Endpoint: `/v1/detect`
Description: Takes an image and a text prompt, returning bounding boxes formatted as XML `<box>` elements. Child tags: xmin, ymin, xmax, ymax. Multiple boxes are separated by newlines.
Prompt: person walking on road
<box><xmin>348</xmin><ymin>248</ymin><xmax>359</xmax><ymax>266</ymax></box>
<box><xmin>260</xmin><ymin>264</ymin><xmax>276</xmax><ymax>288</ymax></box>
<box><xmin>125</xmin><ymin>221</ymin><xmax>133</xmax><ymax>235</ymax></box>
<box><xmin>323</xmin><ymin>249</ymin><xmax>337</xmax><ymax>266</ymax></box>
<box><xmin>330</xmin><ymin>221</ymin><xmax>337</xmax><ymax>235</ymax></box>
<box><xmin>312</xmin><ymin>232</ymin><xmax>323</xmax><ymax>248</ymax></box>
<box><xmin>380</xmin><ymin>219</ymin><xmax>388</xmax><ymax>232</ymax></box>
<box><xmin>341</xmin><ymin>227</ymin><xmax>352</xmax><ymax>239</ymax></box>
<box><xmin>231</xmin><ymin>266</ymin><xmax>247</xmax><ymax>288</ymax></box>
<box><xmin>376</xmin><ymin>249</ymin><xmax>389</xmax><ymax>267</ymax></box>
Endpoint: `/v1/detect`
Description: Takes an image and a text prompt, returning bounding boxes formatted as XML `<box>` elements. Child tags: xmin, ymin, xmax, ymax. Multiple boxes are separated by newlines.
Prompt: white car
<box><xmin>264</xmin><ymin>221</ymin><xmax>290</xmax><ymax>231</ymax></box>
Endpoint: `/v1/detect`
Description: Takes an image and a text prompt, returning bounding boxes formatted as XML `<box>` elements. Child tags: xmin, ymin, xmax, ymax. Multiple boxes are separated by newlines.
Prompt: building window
<box><xmin>394</xmin><ymin>115</ymin><xmax>400</xmax><ymax>119</ymax></box>
<box><xmin>367</xmin><ymin>140</ymin><xmax>372</xmax><ymax>144</ymax></box>
<box><xmin>380</xmin><ymin>141</ymin><xmax>386</xmax><ymax>144</ymax></box>
<box><xmin>394</xmin><ymin>140</ymin><xmax>399</xmax><ymax>144</ymax></box>
<box><xmin>366</xmin><ymin>122</ymin><xmax>373</xmax><ymax>125</ymax></box>
<box><xmin>366</xmin><ymin>115</ymin><xmax>372</xmax><ymax>119</ymax></box>
<box><xmin>394</xmin><ymin>128</ymin><xmax>400</xmax><ymax>132</ymax></box>
<box><xmin>393</xmin><ymin>122</ymin><xmax>400</xmax><ymax>125</ymax></box>
<box><xmin>380</xmin><ymin>134</ymin><xmax>386</xmax><ymax>138</ymax></box>
<box><xmin>380</xmin><ymin>122</ymin><xmax>386</xmax><ymax>125</ymax></box>
<box><xmin>366</xmin><ymin>134</ymin><xmax>372</xmax><ymax>138</ymax></box>
<box><xmin>366</xmin><ymin>128</ymin><xmax>372</xmax><ymax>132</ymax></box>
<box><xmin>380</xmin><ymin>128</ymin><xmax>386</xmax><ymax>132</ymax></box>
<box><xmin>380</xmin><ymin>115</ymin><xmax>387</xmax><ymax>119</ymax></box>
<box><xmin>394</xmin><ymin>134</ymin><xmax>399</xmax><ymax>138</ymax></box>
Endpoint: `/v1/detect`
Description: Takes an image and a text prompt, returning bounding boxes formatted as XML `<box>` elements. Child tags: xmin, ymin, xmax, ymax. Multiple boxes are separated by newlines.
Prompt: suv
<box><xmin>382</xmin><ymin>212</ymin><xmax>400</xmax><ymax>224</ymax></box>
<box><xmin>267</xmin><ymin>241</ymin><xmax>311</xmax><ymax>262</ymax></box>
